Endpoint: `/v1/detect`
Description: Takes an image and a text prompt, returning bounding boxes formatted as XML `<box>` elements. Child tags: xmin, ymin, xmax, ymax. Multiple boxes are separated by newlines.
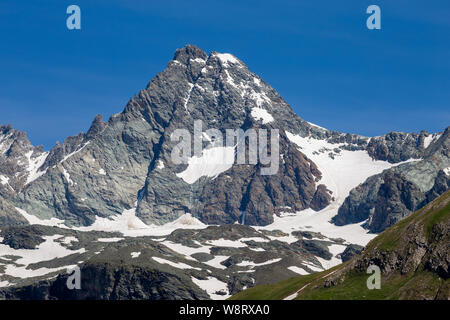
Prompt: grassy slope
<box><xmin>231</xmin><ymin>191</ymin><xmax>450</xmax><ymax>300</ymax></box>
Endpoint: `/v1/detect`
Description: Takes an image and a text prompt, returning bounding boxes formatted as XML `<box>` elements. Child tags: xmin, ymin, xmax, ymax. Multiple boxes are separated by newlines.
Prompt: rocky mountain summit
<box><xmin>10</xmin><ymin>45</ymin><xmax>341</xmax><ymax>228</ymax></box>
<box><xmin>0</xmin><ymin>45</ymin><xmax>449</xmax><ymax>299</ymax></box>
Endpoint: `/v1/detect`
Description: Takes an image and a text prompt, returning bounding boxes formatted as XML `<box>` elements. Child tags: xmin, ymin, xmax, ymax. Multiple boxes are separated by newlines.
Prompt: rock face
<box><xmin>366</xmin><ymin>131</ymin><xmax>428</xmax><ymax>163</ymax></box>
<box><xmin>0</xmin><ymin>263</ymin><xmax>211</xmax><ymax>300</ymax></box>
<box><xmin>339</xmin><ymin>244</ymin><xmax>364</xmax><ymax>262</ymax></box>
<box><xmin>310</xmin><ymin>184</ymin><xmax>333</xmax><ymax>211</ymax></box>
<box><xmin>0</xmin><ymin>198</ymin><xmax>27</xmax><ymax>226</ymax></box>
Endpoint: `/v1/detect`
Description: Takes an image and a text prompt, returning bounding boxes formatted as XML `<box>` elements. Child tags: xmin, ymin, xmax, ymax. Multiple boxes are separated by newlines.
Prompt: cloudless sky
<box><xmin>0</xmin><ymin>0</ymin><xmax>449</xmax><ymax>150</ymax></box>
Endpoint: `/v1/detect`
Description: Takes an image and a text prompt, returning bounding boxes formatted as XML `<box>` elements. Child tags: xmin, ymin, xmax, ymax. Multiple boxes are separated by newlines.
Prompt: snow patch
<box><xmin>61</xmin><ymin>142</ymin><xmax>90</xmax><ymax>163</ymax></box>
<box><xmin>184</xmin><ymin>83</ymin><xmax>194</xmax><ymax>110</ymax></box>
<box><xmin>152</xmin><ymin>257</ymin><xmax>200</xmax><ymax>270</ymax></box>
<box><xmin>176</xmin><ymin>146</ymin><xmax>235</xmax><ymax>184</ymax></box>
<box><xmin>423</xmin><ymin>133</ymin><xmax>442</xmax><ymax>149</ymax></box>
<box><xmin>60</xmin><ymin>236</ymin><xmax>78</xmax><ymax>245</ymax></box>
<box><xmin>62</xmin><ymin>167</ymin><xmax>74</xmax><ymax>186</ymax></box>
<box><xmin>307</xmin><ymin>121</ymin><xmax>327</xmax><ymax>131</ymax></box>
<box><xmin>236</xmin><ymin>258</ymin><xmax>282</xmax><ymax>267</ymax></box>
<box><xmin>206</xmin><ymin>239</ymin><xmax>247</xmax><ymax>248</ymax></box>
<box><xmin>251</xmin><ymin>107</ymin><xmax>274</xmax><ymax>124</ymax></box>
<box><xmin>239</xmin><ymin>237</ymin><xmax>269</xmax><ymax>243</ymax></box>
<box><xmin>96</xmin><ymin>237</ymin><xmax>124</xmax><ymax>243</ymax></box>
<box><xmin>203</xmin><ymin>255</ymin><xmax>229</xmax><ymax>270</ymax></box>
<box><xmin>75</xmin><ymin>208</ymin><xmax>206</xmax><ymax>237</ymax></box>
<box><xmin>215</xmin><ymin>53</ymin><xmax>240</xmax><ymax>67</ymax></box>
<box><xmin>190</xmin><ymin>57</ymin><xmax>206</xmax><ymax>64</ymax></box>
<box><xmin>0</xmin><ymin>175</ymin><xmax>9</xmax><ymax>186</ymax></box>
<box><xmin>131</xmin><ymin>252</ymin><xmax>141</xmax><ymax>258</ymax></box>
<box><xmin>15</xmin><ymin>207</ymin><xmax>67</xmax><ymax>228</ymax></box>
<box><xmin>162</xmin><ymin>241</ymin><xmax>210</xmax><ymax>259</ymax></box>
<box><xmin>0</xmin><ymin>235</ymin><xmax>84</xmax><ymax>279</ymax></box>
<box><xmin>191</xmin><ymin>276</ymin><xmax>230</xmax><ymax>300</ymax></box>
<box><xmin>156</xmin><ymin>160</ymin><xmax>165</xmax><ymax>169</ymax></box>
<box><xmin>287</xmin><ymin>266</ymin><xmax>310</xmax><ymax>275</ymax></box>
<box><xmin>25</xmin><ymin>151</ymin><xmax>49</xmax><ymax>185</ymax></box>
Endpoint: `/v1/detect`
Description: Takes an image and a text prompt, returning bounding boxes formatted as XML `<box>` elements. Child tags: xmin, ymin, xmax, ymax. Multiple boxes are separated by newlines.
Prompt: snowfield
<box><xmin>257</xmin><ymin>132</ymin><xmax>420</xmax><ymax>250</ymax></box>
<box><xmin>0</xmin><ymin>235</ymin><xmax>84</xmax><ymax>283</ymax></box>
<box><xmin>74</xmin><ymin>209</ymin><xmax>207</xmax><ymax>237</ymax></box>
<box><xmin>176</xmin><ymin>146</ymin><xmax>235</xmax><ymax>184</ymax></box>
<box><xmin>25</xmin><ymin>151</ymin><xmax>49</xmax><ymax>185</ymax></box>
<box><xmin>152</xmin><ymin>257</ymin><xmax>201</xmax><ymax>270</ymax></box>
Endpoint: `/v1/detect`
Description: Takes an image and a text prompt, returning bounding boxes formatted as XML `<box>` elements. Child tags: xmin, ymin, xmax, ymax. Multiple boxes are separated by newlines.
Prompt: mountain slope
<box><xmin>231</xmin><ymin>190</ymin><xmax>450</xmax><ymax>300</ymax></box>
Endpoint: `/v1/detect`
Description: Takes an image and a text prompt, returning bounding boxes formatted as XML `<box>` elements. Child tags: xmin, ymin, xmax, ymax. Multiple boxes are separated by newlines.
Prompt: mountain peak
<box><xmin>210</xmin><ymin>51</ymin><xmax>243</xmax><ymax>68</ymax></box>
<box><xmin>173</xmin><ymin>44</ymin><xmax>208</xmax><ymax>65</ymax></box>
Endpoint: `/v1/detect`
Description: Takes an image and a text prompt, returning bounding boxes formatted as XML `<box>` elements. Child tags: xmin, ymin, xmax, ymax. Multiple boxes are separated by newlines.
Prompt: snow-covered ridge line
<box><xmin>423</xmin><ymin>133</ymin><xmax>442</xmax><ymax>149</ymax></box>
<box><xmin>307</xmin><ymin>121</ymin><xmax>327</xmax><ymax>131</ymax></box>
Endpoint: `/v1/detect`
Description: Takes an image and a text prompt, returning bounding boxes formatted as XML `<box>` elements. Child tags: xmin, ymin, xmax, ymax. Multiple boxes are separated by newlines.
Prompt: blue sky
<box><xmin>0</xmin><ymin>0</ymin><xmax>449</xmax><ymax>150</ymax></box>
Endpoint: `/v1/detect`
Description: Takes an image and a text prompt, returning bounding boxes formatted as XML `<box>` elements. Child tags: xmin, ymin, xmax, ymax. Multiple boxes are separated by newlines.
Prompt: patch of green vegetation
<box><xmin>296</xmin><ymin>270</ymin><xmax>414</xmax><ymax>300</ymax></box>
<box><xmin>424</xmin><ymin>201</ymin><xmax>450</xmax><ymax>237</ymax></box>
<box><xmin>293</xmin><ymin>266</ymin><xmax>446</xmax><ymax>300</ymax></box>
<box><xmin>230</xmin><ymin>264</ymin><xmax>343</xmax><ymax>300</ymax></box>
<box><xmin>229</xmin><ymin>273</ymin><xmax>318</xmax><ymax>300</ymax></box>
<box><xmin>394</xmin><ymin>269</ymin><xmax>444</xmax><ymax>299</ymax></box>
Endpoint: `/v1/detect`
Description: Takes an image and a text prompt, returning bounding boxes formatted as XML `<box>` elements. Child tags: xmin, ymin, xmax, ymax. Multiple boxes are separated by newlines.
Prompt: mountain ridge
<box><xmin>1</xmin><ymin>44</ymin><xmax>449</xmax><ymax>232</ymax></box>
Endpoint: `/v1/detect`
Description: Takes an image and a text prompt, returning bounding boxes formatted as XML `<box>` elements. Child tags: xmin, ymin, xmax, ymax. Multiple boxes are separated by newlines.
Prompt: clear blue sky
<box><xmin>0</xmin><ymin>0</ymin><xmax>449</xmax><ymax>150</ymax></box>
